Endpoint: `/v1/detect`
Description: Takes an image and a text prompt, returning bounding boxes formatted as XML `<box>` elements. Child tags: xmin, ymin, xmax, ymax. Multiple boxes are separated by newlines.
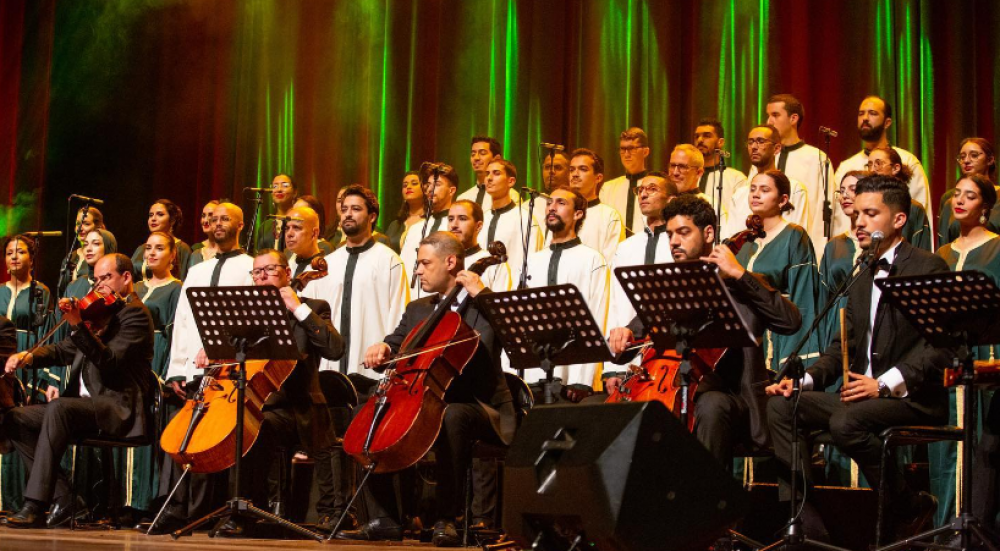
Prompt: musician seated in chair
<box><xmin>607</xmin><ymin>195</ymin><xmax>802</xmax><ymax>468</ymax></box>
<box><xmin>765</xmin><ymin>175</ymin><xmax>951</xmax><ymax>542</ymax></box>
<box><xmin>336</xmin><ymin>231</ymin><xmax>515</xmax><ymax>547</ymax></box>
<box><xmin>151</xmin><ymin>249</ymin><xmax>345</xmax><ymax>536</ymax></box>
<box><xmin>2</xmin><ymin>253</ymin><xmax>155</xmax><ymax>528</ymax></box>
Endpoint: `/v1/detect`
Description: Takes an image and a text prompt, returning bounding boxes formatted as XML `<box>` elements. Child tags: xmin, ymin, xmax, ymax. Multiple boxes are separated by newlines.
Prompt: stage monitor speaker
<box><xmin>503</xmin><ymin>401</ymin><xmax>749</xmax><ymax>551</ymax></box>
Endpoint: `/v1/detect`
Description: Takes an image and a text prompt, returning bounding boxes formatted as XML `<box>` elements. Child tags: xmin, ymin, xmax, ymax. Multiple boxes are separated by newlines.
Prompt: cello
<box><xmin>606</xmin><ymin>215</ymin><xmax>766</xmax><ymax>429</ymax></box>
<box><xmin>159</xmin><ymin>257</ymin><xmax>329</xmax><ymax>473</ymax></box>
<box><xmin>342</xmin><ymin>243</ymin><xmax>506</xmax><ymax>473</ymax></box>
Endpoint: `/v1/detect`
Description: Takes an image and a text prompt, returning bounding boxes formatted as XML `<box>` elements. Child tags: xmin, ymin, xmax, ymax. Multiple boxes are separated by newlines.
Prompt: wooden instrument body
<box><xmin>343</xmin><ymin>311</ymin><xmax>478</xmax><ymax>473</ymax></box>
<box><xmin>0</xmin><ymin>374</ymin><xmax>26</xmax><ymax>412</ymax></box>
<box><xmin>160</xmin><ymin>359</ymin><xmax>296</xmax><ymax>473</ymax></box>
<box><xmin>606</xmin><ymin>347</ymin><xmax>724</xmax><ymax>431</ymax></box>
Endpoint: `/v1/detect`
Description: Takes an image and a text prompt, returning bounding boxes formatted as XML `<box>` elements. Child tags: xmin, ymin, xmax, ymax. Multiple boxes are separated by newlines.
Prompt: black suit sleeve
<box><xmin>732</xmin><ymin>271</ymin><xmax>802</xmax><ymax>336</ymax></box>
<box><xmin>300</xmin><ymin>299</ymin><xmax>344</xmax><ymax>361</ymax></box>
<box><xmin>0</xmin><ymin>316</ymin><xmax>16</xmax><ymax>358</ymax></box>
<box><xmin>384</xmin><ymin>302</ymin><xmax>419</xmax><ymax>354</ymax></box>
<box><xmin>68</xmin><ymin>304</ymin><xmax>152</xmax><ymax>382</ymax></box>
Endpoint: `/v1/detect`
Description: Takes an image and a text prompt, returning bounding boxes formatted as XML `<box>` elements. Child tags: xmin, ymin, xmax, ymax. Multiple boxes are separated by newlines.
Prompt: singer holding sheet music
<box><xmin>765</xmin><ymin>174</ymin><xmax>952</xmax><ymax>542</ymax></box>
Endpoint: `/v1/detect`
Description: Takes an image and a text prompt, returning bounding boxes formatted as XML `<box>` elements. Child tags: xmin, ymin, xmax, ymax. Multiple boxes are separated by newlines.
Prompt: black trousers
<box><xmin>4</xmin><ymin>398</ymin><xmax>102</xmax><ymax>505</ymax></box>
<box><xmin>694</xmin><ymin>389</ymin><xmax>750</xmax><ymax>469</ymax></box>
<box><xmin>312</xmin><ymin>405</ymin><xmax>353</xmax><ymax>517</ymax></box>
<box><xmin>972</xmin><ymin>391</ymin><xmax>1000</xmax><ymax>531</ymax></box>
<box><xmin>767</xmin><ymin>392</ymin><xmax>944</xmax><ymax>501</ymax></box>
<box><xmin>362</xmin><ymin>402</ymin><xmax>502</xmax><ymax>523</ymax></box>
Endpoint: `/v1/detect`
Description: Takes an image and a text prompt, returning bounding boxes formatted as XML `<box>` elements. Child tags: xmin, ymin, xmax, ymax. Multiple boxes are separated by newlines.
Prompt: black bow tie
<box><xmin>873</xmin><ymin>257</ymin><xmax>892</xmax><ymax>273</ymax></box>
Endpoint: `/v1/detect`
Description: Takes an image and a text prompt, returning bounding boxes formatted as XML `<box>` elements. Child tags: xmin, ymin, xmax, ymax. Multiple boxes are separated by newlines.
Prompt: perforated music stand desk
<box><xmin>172</xmin><ymin>285</ymin><xmax>316</xmax><ymax>540</ymax></box>
<box><xmin>874</xmin><ymin>270</ymin><xmax>1000</xmax><ymax>551</ymax></box>
<box><xmin>615</xmin><ymin>260</ymin><xmax>756</xmax><ymax>350</ymax></box>
<box><xmin>614</xmin><ymin>261</ymin><xmax>756</xmax><ymax>426</ymax></box>
<box><xmin>478</xmin><ymin>284</ymin><xmax>612</xmax><ymax>404</ymax></box>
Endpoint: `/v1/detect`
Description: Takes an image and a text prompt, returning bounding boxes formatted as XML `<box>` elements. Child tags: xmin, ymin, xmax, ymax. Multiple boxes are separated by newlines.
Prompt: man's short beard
<box><xmin>859</xmin><ymin>122</ymin><xmax>884</xmax><ymax>142</ymax></box>
<box><xmin>343</xmin><ymin>222</ymin><xmax>361</xmax><ymax>237</ymax></box>
<box><xmin>546</xmin><ymin>218</ymin><xmax>567</xmax><ymax>233</ymax></box>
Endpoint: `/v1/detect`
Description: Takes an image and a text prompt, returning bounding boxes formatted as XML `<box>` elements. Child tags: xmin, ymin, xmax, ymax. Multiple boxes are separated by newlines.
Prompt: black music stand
<box><xmin>873</xmin><ymin>271</ymin><xmax>1000</xmax><ymax>551</ymax></box>
<box><xmin>478</xmin><ymin>284</ymin><xmax>612</xmax><ymax>405</ymax></box>
<box><xmin>168</xmin><ymin>285</ymin><xmax>320</xmax><ymax>541</ymax></box>
<box><xmin>614</xmin><ymin>261</ymin><xmax>755</xmax><ymax>427</ymax></box>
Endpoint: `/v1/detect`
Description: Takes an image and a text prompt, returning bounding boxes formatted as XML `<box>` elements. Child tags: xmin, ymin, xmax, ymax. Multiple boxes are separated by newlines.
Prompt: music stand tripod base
<box><xmin>477</xmin><ymin>284</ymin><xmax>612</xmax><ymax>404</ymax></box>
<box><xmin>171</xmin><ymin>285</ymin><xmax>320</xmax><ymax>541</ymax></box>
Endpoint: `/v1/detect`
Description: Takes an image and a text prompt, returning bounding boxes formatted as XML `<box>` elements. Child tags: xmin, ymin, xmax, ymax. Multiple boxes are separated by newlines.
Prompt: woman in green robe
<box><xmin>937</xmin><ymin>138</ymin><xmax>998</xmax><ymax>247</ymax></box>
<box><xmin>734</xmin><ymin>169</ymin><xmax>821</xmax><ymax>372</ymax></box>
<box><xmin>130</xmin><ymin>199</ymin><xmax>191</xmax><ymax>281</ymax></box>
<box><xmin>818</xmin><ymin>171</ymin><xmax>866</xmax><ymax>351</ymax></box>
<box><xmin>930</xmin><ymin>174</ymin><xmax>1000</xmax><ymax>527</ymax></box>
<box><xmin>866</xmin><ymin>147</ymin><xmax>932</xmax><ymax>251</ymax></box>
<box><xmin>0</xmin><ymin>235</ymin><xmax>53</xmax><ymax>512</ymax></box>
<box><xmin>119</xmin><ymin>232</ymin><xmax>181</xmax><ymax>514</ymax></box>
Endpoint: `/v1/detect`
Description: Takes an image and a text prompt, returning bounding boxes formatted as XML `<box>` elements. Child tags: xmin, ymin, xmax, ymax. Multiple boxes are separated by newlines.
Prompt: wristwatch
<box><xmin>877</xmin><ymin>380</ymin><xmax>891</xmax><ymax>398</ymax></box>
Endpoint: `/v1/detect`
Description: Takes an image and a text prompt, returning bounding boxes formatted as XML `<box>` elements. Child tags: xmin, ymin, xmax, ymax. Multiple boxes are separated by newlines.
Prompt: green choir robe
<box><xmin>735</xmin><ymin>222</ymin><xmax>821</xmax><ymax>371</ymax></box>
<box><xmin>0</xmin><ymin>280</ymin><xmax>53</xmax><ymax>512</ymax></box>
<box><xmin>904</xmin><ymin>200</ymin><xmax>932</xmax><ymax>252</ymax></box>
<box><xmin>937</xmin><ymin>187</ymin><xmax>1000</xmax><ymax>247</ymax></box>
<box><xmin>929</xmin><ymin>235</ymin><xmax>1000</xmax><ymax>526</ymax></box>
<box><xmin>818</xmin><ymin>232</ymin><xmax>862</xmax><ymax>351</ymax></box>
<box><xmin>113</xmin><ymin>278</ymin><xmax>181</xmax><ymax>512</ymax></box>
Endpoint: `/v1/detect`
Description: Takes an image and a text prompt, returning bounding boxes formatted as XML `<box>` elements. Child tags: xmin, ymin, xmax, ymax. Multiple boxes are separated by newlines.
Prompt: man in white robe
<box><xmin>694</xmin><ymin>118</ymin><xmax>748</xmax><ymax>220</ymax></box>
<box><xmin>457</xmin><ymin>136</ymin><xmax>519</xmax><ymax>211</ymax></box>
<box><xmin>599</xmin><ymin>127</ymin><xmax>648</xmax><ymax>236</ymax></box>
<box><xmin>283</xmin><ymin>206</ymin><xmax>325</xmax><ymax>276</ymax></box>
<box><xmin>669</xmin><ymin>144</ymin><xmax>733</xmax><ymax>236</ymax></box>
<box><xmin>449</xmin><ymin>200</ymin><xmax>512</xmax><ymax>293</ymax></box>
<box><xmin>568</xmin><ymin>148</ymin><xmax>623</xmax><ymax>262</ymax></box>
<box><xmin>400</xmin><ymin>164</ymin><xmax>457</xmax><ymax>300</ymax></box>
<box><xmin>478</xmin><ymin>159</ymin><xmax>542</xmax><ymax>279</ymax></box>
<box><xmin>522</xmin><ymin>189</ymin><xmax>610</xmax><ymax>389</ymax></box>
<box><xmin>832</xmin><ymin>95</ymin><xmax>932</xmax><ymax>239</ymax></box>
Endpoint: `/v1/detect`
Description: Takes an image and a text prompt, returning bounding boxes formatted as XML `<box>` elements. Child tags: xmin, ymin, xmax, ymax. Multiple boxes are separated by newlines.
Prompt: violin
<box><xmin>159</xmin><ymin>256</ymin><xmax>328</xmax><ymax>474</ymax></box>
<box><xmin>343</xmin><ymin>242</ymin><xmax>506</xmax><ymax>473</ymax></box>
<box><xmin>606</xmin><ymin>217</ymin><xmax>766</xmax><ymax>428</ymax></box>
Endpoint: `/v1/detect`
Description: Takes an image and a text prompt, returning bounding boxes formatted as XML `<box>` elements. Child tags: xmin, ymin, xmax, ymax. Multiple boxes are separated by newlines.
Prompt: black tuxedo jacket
<box><xmin>266</xmin><ymin>297</ymin><xmax>344</xmax><ymax>452</ymax></box>
<box><xmin>32</xmin><ymin>293</ymin><xmax>155</xmax><ymax>439</ymax></box>
<box><xmin>628</xmin><ymin>271</ymin><xmax>802</xmax><ymax>449</ymax></box>
<box><xmin>384</xmin><ymin>289</ymin><xmax>516</xmax><ymax>445</ymax></box>
<box><xmin>807</xmin><ymin>240</ymin><xmax>951</xmax><ymax>419</ymax></box>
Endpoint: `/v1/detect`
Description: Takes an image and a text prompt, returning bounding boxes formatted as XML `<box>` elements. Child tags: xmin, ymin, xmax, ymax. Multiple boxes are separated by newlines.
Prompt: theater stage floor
<box><xmin>0</xmin><ymin>528</ymin><xmax>440</xmax><ymax>551</ymax></box>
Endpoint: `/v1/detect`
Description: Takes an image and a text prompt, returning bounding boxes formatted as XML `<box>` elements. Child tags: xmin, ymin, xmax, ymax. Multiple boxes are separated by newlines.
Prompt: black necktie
<box><xmin>210</xmin><ymin>249</ymin><xmax>245</xmax><ymax>287</ymax></box>
<box><xmin>339</xmin><ymin>239</ymin><xmax>375</xmax><ymax>373</ymax></box>
<box><xmin>644</xmin><ymin>226</ymin><xmax>665</xmax><ymax>264</ymax></box>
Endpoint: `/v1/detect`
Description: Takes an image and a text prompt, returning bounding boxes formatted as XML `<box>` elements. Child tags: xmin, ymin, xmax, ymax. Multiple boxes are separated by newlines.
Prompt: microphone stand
<box><xmin>242</xmin><ymin>188</ymin><xmax>265</xmax><ymax>256</ymax></box>
<box><xmin>762</xmin><ymin>242</ymin><xmax>879</xmax><ymax>551</ymax></box>
<box><xmin>57</xmin><ymin>201</ymin><xmax>90</xmax><ymax>298</ymax></box>
<box><xmin>518</xmin><ymin>144</ymin><xmax>558</xmax><ymax>290</ymax></box>
<box><xmin>821</xmin><ymin>132</ymin><xmax>835</xmax><ymax>240</ymax></box>
<box><xmin>715</xmin><ymin>150</ymin><xmax>727</xmax><ymax>240</ymax></box>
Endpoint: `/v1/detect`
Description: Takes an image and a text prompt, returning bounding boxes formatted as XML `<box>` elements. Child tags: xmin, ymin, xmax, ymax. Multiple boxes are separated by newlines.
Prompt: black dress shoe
<box><xmin>146</xmin><ymin>505</ymin><xmax>188</xmax><ymax>536</ymax></box>
<box><xmin>6</xmin><ymin>500</ymin><xmax>47</xmax><ymax>529</ymax></box>
<box><xmin>431</xmin><ymin>519</ymin><xmax>461</xmax><ymax>547</ymax></box>
<box><xmin>318</xmin><ymin>511</ymin><xmax>358</xmax><ymax>532</ymax></box>
<box><xmin>46</xmin><ymin>495</ymin><xmax>88</xmax><ymax>528</ymax></box>
<box><xmin>334</xmin><ymin>517</ymin><xmax>403</xmax><ymax>541</ymax></box>
<box><xmin>215</xmin><ymin>517</ymin><xmax>248</xmax><ymax>538</ymax></box>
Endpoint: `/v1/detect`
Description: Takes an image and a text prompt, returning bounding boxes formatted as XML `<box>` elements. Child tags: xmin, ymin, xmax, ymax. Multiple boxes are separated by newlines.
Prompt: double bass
<box><xmin>342</xmin><ymin>243</ymin><xmax>505</xmax><ymax>473</ymax></box>
<box><xmin>159</xmin><ymin>257</ymin><xmax>328</xmax><ymax>473</ymax></box>
<box><xmin>606</xmin><ymin>215</ymin><xmax>766</xmax><ymax>429</ymax></box>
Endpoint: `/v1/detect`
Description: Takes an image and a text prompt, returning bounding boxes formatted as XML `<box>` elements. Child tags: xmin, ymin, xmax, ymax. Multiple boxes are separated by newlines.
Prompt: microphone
<box><xmin>69</xmin><ymin>194</ymin><xmax>104</xmax><ymax>205</ymax></box>
<box><xmin>21</xmin><ymin>231</ymin><xmax>63</xmax><ymax>238</ymax></box>
<box><xmin>244</xmin><ymin>187</ymin><xmax>272</xmax><ymax>192</ymax></box>
<box><xmin>714</xmin><ymin>149</ymin><xmax>731</xmax><ymax>158</ymax></box>
<box><xmin>540</xmin><ymin>142</ymin><xmax>566</xmax><ymax>152</ymax></box>
<box><xmin>866</xmin><ymin>230</ymin><xmax>885</xmax><ymax>268</ymax></box>
<box><xmin>819</xmin><ymin>126</ymin><xmax>839</xmax><ymax>138</ymax></box>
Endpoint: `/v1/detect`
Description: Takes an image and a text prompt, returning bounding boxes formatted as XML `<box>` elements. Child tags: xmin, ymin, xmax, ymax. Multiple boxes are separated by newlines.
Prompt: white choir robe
<box><xmin>300</xmin><ymin>241</ymin><xmax>408</xmax><ymax>379</ymax></box>
<box><xmin>478</xmin><ymin>203</ymin><xmax>543</xmax><ymax>279</ymax></box>
<box><xmin>457</xmin><ymin>185</ymin><xmax>521</xmax><ymax>212</ymax></box>
<box><xmin>748</xmin><ymin>142</ymin><xmax>834</xmax><ymax>253</ymax></box>
<box><xmin>608</xmin><ymin>227</ymin><xmax>673</xmax><ymax>332</ymax></box>
<box><xmin>599</xmin><ymin>175</ymin><xmax>646</xmax><ymax>235</ymax></box>
<box><xmin>728</xmin><ymin>176</ymin><xmax>811</xmax><ymax>240</ymax></box>
<box><xmin>165</xmin><ymin>253</ymin><xmax>254</xmax><ymax>383</ymax></box>
<box><xmin>466</xmin><ymin>247</ymin><xmax>513</xmax><ymax>293</ymax></box>
<box><xmin>399</xmin><ymin>212</ymin><xmax>449</xmax><ymax>300</ymax></box>
<box><xmin>832</xmin><ymin>147</ymin><xmax>932</xmax><ymax>239</ymax></box>
<box><xmin>521</xmin><ymin>241</ymin><xmax>610</xmax><ymax>387</ymax></box>
<box><xmin>574</xmin><ymin>201</ymin><xmax>623</xmax><ymax>263</ymax></box>
<box><xmin>699</xmin><ymin>166</ymin><xmax>748</xmax><ymax>220</ymax></box>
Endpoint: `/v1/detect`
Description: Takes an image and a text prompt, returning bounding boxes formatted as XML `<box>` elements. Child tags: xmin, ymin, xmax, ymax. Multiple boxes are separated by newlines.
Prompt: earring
<box><xmin>980</xmin><ymin>212</ymin><xmax>988</xmax><ymax>225</ymax></box>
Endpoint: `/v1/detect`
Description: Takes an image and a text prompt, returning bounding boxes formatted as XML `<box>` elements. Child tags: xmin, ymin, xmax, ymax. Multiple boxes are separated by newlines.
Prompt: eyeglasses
<box><xmin>668</xmin><ymin>163</ymin><xmax>695</xmax><ymax>172</ymax></box>
<box><xmin>210</xmin><ymin>216</ymin><xmax>234</xmax><ymax>224</ymax></box>
<box><xmin>746</xmin><ymin>138</ymin><xmax>773</xmax><ymax>147</ymax></box>
<box><xmin>250</xmin><ymin>264</ymin><xmax>284</xmax><ymax>278</ymax></box>
<box><xmin>957</xmin><ymin>151</ymin><xmax>984</xmax><ymax>163</ymax></box>
<box><xmin>619</xmin><ymin>146</ymin><xmax>645</xmax><ymax>156</ymax></box>
<box><xmin>834</xmin><ymin>186</ymin><xmax>856</xmax><ymax>197</ymax></box>
<box><xmin>632</xmin><ymin>184</ymin><xmax>663</xmax><ymax>197</ymax></box>
<box><xmin>866</xmin><ymin>159</ymin><xmax>889</xmax><ymax>171</ymax></box>
<box><xmin>271</xmin><ymin>182</ymin><xmax>293</xmax><ymax>190</ymax></box>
